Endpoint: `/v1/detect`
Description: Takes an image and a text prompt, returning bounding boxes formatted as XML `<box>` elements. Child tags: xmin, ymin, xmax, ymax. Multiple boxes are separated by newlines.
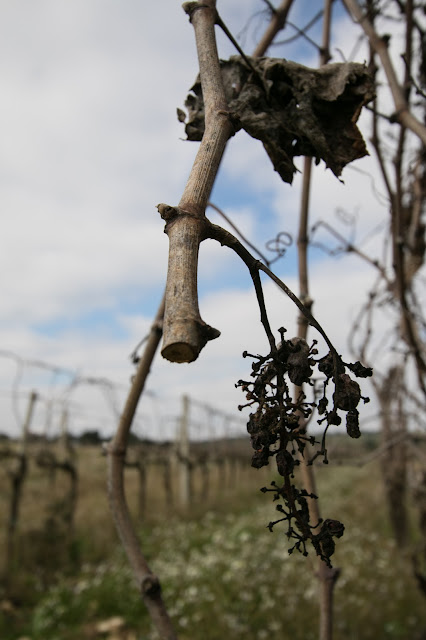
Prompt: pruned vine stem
<box><xmin>161</xmin><ymin>0</ymin><xmax>234</xmax><ymax>363</ymax></box>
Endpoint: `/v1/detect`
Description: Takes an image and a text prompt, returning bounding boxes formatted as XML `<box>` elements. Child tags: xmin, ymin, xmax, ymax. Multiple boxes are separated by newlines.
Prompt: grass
<box><xmin>0</xmin><ymin>445</ymin><xmax>425</xmax><ymax>639</ymax></box>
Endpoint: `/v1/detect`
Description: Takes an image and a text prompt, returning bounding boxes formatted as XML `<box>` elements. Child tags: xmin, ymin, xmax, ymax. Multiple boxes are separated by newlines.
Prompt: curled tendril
<box><xmin>265</xmin><ymin>231</ymin><xmax>293</xmax><ymax>265</ymax></box>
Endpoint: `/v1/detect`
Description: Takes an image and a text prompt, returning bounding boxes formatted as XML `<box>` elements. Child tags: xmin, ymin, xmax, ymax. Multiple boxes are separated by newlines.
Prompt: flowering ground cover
<box><xmin>7</xmin><ymin>463</ymin><xmax>424</xmax><ymax>640</ymax></box>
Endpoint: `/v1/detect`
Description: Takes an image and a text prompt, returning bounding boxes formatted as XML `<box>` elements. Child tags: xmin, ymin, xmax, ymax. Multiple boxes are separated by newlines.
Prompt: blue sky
<box><xmin>0</xmin><ymin>0</ymin><xmax>402</xmax><ymax>438</ymax></box>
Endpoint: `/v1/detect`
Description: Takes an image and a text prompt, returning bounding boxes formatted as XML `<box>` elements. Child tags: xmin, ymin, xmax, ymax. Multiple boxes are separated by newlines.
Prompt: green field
<box><xmin>0</xmin><ymin>441</ymin><xmax>425</xmax><ymax>639</ymax></box>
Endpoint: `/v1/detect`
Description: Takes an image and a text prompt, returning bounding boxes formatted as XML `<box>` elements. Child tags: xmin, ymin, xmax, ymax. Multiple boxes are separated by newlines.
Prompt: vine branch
<box><xmin>106</xmin><ymin>296</ymin><xmax>177</xmax><ymax>640</ymax></box>
<box><xmin>342</xmin><ymin>0</ymin><xmax>426</xmax><ymax>145</ymax></box>
<box><xmin>160</xmin><ymin>0</ymin><xmax>234</xmax><ymax>364</ymax></box>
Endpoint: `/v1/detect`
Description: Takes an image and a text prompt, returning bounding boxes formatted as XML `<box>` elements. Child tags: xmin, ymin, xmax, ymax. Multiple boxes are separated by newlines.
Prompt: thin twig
<box><xmin>207</xmin><ymin>221</ymin><xmax>338</xmax><ymax>358</ymax></box>
<box><xmin>271</xmin><ymin>10</ymin><xmax>324</xmax><ymax>47</ymax></box>
<box><xmin>342</xmin><ymin>0</ymin><xmax>426</xmax><ymax>145</ymax></box>
<box><xmin>250</xmin><ymin>266</ymin><xmax>277</xmax><ymax>352</ymax></box>
<box><xmin>292</xmin><ymin>4</ymin><xmax>340</xmax><ymax>637</ymax></box>
<box><xmin>276</xmin><ymin>19</ymin><xmax>323</xmax><ymax>55</ymax></box>
<box><xmin>207</xmin><ymin>202</ymin><xmax>272</xmax><ymax>265</ymax></box>
<box><xmin>310</xmin><ymin>220</ymin><xmax>391</xmax><ymax>283</ymax></box>
<box><xmin>252</xmin><ymin>0</ymin><xmax>295</xmax><ymax>57</ymax></box>
<box><xmin>106</xmin><ymin>296</ymin><xmax>177</xmax><ymax>640</ymax></box>
<box><xmin>215</xmin><ymin>12</ymin><xmax>261</xmax><ymax>79</ymax></box>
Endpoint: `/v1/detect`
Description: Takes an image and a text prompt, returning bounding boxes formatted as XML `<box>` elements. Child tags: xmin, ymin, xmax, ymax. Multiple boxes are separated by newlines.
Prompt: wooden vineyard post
<box><xmin>5</xmin><ymin>390</ymin><xmax>37</xmax><ymax>575</ymax></box>
<box><xmin>177</xmin><ymin>395</ymin><xmax>191</xmax><ymax>508</ymax></box>
<box><xmin>21</xmin><ymin>390</ymin><xmax>37</xmax><ymax>454</ymax></box>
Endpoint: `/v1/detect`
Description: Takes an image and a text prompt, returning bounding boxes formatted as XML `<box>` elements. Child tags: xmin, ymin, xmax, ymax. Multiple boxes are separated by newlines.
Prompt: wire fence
<box><xmin>0</xmin><ymin>349</ymin><xmax>247</xmax><ymax>444</ymax></box>
<box><xmin>0</xmin><ymin>352</ymin><xmax>262</xmax><ymax>581</ymax></box>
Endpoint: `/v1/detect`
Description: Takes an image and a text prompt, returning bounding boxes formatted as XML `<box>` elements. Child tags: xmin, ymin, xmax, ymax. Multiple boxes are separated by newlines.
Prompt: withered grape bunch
<box><xmin>236</xmin><ymin>327</ymin><xmax>371</xmax><ymax>566</ymax></box>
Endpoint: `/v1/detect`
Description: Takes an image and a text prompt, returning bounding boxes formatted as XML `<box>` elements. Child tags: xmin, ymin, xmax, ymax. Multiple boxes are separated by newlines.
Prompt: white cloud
<box><xmin>0</xmin><ymin>1</ymin><xmax>412</xmax><ymax>442</ymax></box>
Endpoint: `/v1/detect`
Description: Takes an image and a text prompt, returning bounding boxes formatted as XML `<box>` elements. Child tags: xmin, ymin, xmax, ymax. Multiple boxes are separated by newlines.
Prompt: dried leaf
<box><xmin>182</xmin><ymin>56</ymin><xmax>375</xmax><ymax>183</ymax></box>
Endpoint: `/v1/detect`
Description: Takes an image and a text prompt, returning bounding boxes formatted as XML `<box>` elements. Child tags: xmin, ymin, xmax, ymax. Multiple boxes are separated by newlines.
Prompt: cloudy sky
<box><xmin>0</xmin><ymin>1</ymin><xmax>402</xmax><ymax>439</ymax></box>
